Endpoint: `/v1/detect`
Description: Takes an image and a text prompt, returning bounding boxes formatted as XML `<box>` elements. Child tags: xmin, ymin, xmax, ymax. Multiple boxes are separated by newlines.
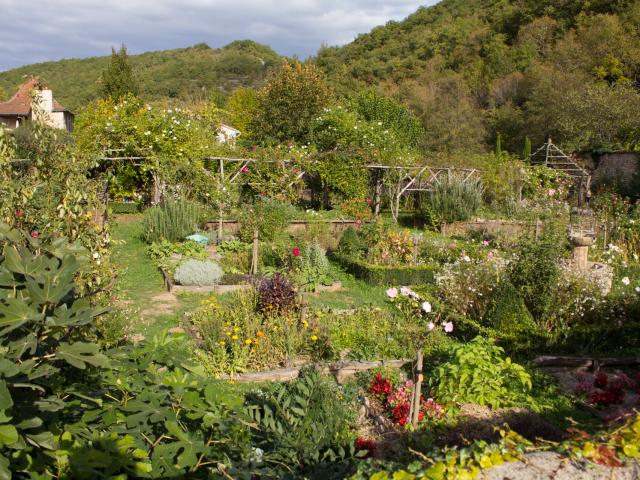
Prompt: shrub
<box><xmin>142</xmin><ymin>199</ymin><xmax>200</xmax><ymax>243</ymax></box>
<box><xmin>336</xmin><ymin>227</ymin><xmax>366</xmax><ymax>258</ymax></box>
<box><xmin>508</xmin><ymin>223</ymin><xmax>565</xmax><ymax>320</ymax></box>
<box><xmin>257</xmin><ymin>273</ymin><xmax>297</xmax><ymax>315</ymax></box>
<box><xmin>429</xmin><ymin>336</ymin><xmax>532</xmax><ymax>408</ymax></box>
<box><xmin>174</xmin><ymin>259</ymin><xmax>223</xmax><ymax>286</ymax></box>
<box><xmin>238</xmin><ymin>197</ymin><xmax>296</xmax><ymax>242</ymax></box>
<box><xmin>427</xmin><ymin>174</ymin><xmax>484</xmax><ymax>224</ymax></box>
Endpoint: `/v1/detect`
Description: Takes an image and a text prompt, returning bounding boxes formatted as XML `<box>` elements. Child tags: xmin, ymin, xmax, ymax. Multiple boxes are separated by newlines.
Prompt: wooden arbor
<box><xmin>530</xmin><ymin>139</ymin><xmax>591</xmax><ymax>206</ymax></box>
<box><xmin>368</xmin><ymin>164</ymin><xmax>480</xmax><ymax>221</ymax></box>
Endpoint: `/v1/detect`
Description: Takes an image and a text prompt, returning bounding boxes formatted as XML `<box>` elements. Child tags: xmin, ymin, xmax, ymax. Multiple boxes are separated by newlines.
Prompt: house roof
<box><xmin>219</xmin><ymin>123</ymin><xmax>241</xmax><ymax>134</ymax></box>
<box><xmin>0</xmin><ymin>77</ymin><xmax>71</xmax><ymax>116</ymax></box>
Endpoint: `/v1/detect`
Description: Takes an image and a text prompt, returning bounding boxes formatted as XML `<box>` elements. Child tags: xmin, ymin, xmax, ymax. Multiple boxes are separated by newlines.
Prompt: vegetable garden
<box><xmin>1</xmin><ymin>63</ymin><xmax>640</xmax><ymax>479</ymax></box>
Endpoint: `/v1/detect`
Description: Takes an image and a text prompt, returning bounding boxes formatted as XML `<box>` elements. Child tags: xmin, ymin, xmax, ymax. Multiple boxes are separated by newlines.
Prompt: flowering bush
<box><xmin>369</xmin><ymin>229</ymin><xmax>414</xmax><ymax>266</ymax></box>
<box><xmin>367</xmin><ymin>374</ymin><xmax>445</xmax><ymax>427</ymax></box>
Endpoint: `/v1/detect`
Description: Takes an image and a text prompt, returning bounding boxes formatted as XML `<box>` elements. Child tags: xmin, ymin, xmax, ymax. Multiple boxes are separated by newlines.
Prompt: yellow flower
<box><xmin>256</xmin><ymin>331</ymin><xmax>264</xmax><ymax>337</ymax></box>
<box><xmin>250</xmin><ymin>348</ymin><xmax>255</xmax><ymax>354</ymax></box>
<box><xmin>245</xmin><ymin>339</ymin><xmax>252</xmax><ymax>345</ymax></box>
<box><xmin>311</xmin><ymin>335</ymin><xmax>318</xmax><ymax>342</ymax></box>
<box><xmin>233</xmin><ymin>326</ymin><xmax>240</xmax><ymax>333</ymax></box>
<box><xmin>225</xmin><ymin>331</ymin><xmax>231</xmax><ymax>336</ymax></box>
<box><xmin>253</xmin><ymin>339</ymin><xmax>260</xmax><ymax>346</ymax></box>
<box><xmin>218</xmin><ymin>341</ymin><xmax>225</xmax><ymax>346</ymax></box>
<box><xmin>232</xmin><ymin>335</ymin><xmax>238</xmax><ymax>341</ymax></box>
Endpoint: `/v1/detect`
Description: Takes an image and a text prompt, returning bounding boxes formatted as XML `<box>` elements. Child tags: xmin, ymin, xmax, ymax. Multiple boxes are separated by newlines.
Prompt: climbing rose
<box><xmin>386</xmin><ymin>287</ymin><xmax>398</xmax><ymax>299</ymax></box>
<box><xmin>292</xmin><ymin>247</ymin><xmax>301</xmax><ymax>257</ymax></box>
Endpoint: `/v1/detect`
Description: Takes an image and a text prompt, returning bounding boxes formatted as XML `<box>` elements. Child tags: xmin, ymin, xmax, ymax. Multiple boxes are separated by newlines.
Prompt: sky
<box><xmin>0</xmin><ymin>0</ymin><xmax>438</xmax><ymax>72</ymax></box>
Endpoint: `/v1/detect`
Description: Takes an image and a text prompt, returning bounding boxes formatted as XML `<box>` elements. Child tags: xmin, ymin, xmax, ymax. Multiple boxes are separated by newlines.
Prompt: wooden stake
<box><xmin>251</xmin><ymin>229</ymin><xmax>259</xmax><ymax>275</ymax></box>
<box><xmin>411</xmin><ymin>349</ymin><xmax>424</xmax><ymax>428</ymax></box>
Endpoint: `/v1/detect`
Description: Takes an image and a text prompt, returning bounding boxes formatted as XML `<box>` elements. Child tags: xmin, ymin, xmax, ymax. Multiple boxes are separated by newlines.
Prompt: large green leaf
<box><xmin>0</xmin><ymin>382</ymin><xmax>12</xmax><ymax>410</ymax></box>
<box><xmin>55</xmin><ymin>342</ymin><xmax>110</xmax><ymax>369</ymax></box>
<box><xmin>0</xmin><ymin>297</ymin><xmax>41</xmax><ymax>335</ymax></box>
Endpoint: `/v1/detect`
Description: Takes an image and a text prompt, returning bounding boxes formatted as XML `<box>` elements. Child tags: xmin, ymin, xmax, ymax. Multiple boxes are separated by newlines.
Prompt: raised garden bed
<box><xmin>331</xmin><ymin>253</ymin><xmax>438</xmax><ymax>286</ymax></box>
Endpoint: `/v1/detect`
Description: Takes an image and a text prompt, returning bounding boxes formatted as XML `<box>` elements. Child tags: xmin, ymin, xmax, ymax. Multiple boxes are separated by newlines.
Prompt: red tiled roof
<box><xmin>0</xmin><ymin>77</ymin><xmax>71</xmax><ymax>115</ymax></box>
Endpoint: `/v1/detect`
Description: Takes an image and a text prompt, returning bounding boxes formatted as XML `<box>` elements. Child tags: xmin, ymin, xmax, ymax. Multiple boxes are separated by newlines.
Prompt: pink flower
<box><xmin>292</xmin><ymin>246</ymin><xmax>301</xmax><ymax>257</ymax></box>
<box><xmin>251</xmin><ymin>145</ymin><xmax>257</xmax><ymax>151</ymax></box>
<box><xmin>443</xmin><ymin>322</ymin><xmax>454</xmax><ymax>333</ymax></box>
<box><xmin>366</xmin><ymin>198</ymin><xmax>373</xmax><ymax>206</ymax></box>
<box><xmin>482</xmin><ymin>240</ymin><xmax>489</xmax><ymax>247</ymax></box>
<box><xmin>241</xmin><ymin>166</ymin><xmax>249</xmax><ymax>173</ymax></box>
<box><xmin>548</xmin><ymin>188</ymin><xmax>556</xmax><ymax>196</ymax></box>
<box><xmin>386</xmin><ymin>287</ymin><xmax>398</xmax><ymax>299</ymax></box>
<box><xmin>31</xmin><ymin>232</ymin><xmax>39</xmax><ymax>238</ymax></box>
<box><xmin>355</xmin><ymin>219</ymin><xmax>362</xmax><ymax>226</ymax></box>
<box><xmin>293</xmin><ymin>169</ymin><xmax>300</xmax><ymax>175</ymax></box>
<box><xmin>16</xmin><ymin>209</ymin><xmax>23</xmax><ymax>218</ymax></box>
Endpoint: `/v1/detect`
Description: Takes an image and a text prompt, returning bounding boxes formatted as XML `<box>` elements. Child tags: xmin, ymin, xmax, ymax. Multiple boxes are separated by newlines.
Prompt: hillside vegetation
<box><xmin>316</xmin><ymin>0</ymin><xmax>640</xmax><ymax>153</ymax></box>
<box><xmin>0</xmin><ymin>40</ymin><xmax>282</xmax><ymax>111</ymax></box>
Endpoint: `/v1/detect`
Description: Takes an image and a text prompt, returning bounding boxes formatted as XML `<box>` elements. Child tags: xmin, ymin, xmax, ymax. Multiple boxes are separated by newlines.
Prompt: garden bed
<box><xmin>331</xmin><ymin>253</ymin><xmax>438</xmax><ymax>286</ymax></box>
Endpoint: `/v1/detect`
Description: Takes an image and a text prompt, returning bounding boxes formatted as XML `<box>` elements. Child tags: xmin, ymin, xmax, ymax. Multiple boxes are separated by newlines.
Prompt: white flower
<box><xmin>635</xmin><ymin>287</ymin><xmax>640</xmax><ymax>293</ymax></box>
<box><xmin>427</xmin><ymin>321</ymin><xmax>435</xmax><ymax>331</ymax></box>
<box><xmin>386</xmin><ymin>287</ymin><xmax>398</xmax><ymax>299</ymax></box>
<box><xmin>92</xmin><ymin>252</ymin><xmax>100</xmax><ymax>259</ymax></box>
<box><xmin>462</xmin><ymin>255</ymin><xmax>471</xmax><ymax>262</ymax></box>
<box><xmin>400</xmin><ymin>286</ymin><xmax>412</xmax><ymax>297</ymax></box>
<box><xmin>622</xmin><ymin>277</ymin><xmax>630</xmax><ymax>285</ymax></box>
<box><xmin>422</xmin><ymin>301</ymin><xmax>432</xmax><ymax>313</ymax></box>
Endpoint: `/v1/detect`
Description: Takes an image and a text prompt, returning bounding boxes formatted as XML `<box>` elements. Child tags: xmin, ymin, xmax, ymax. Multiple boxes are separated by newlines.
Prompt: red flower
<box><xmin>292</xmin><ymin>247</ymin><xmax>301</xmax><ymax>257</ymax></box>
<box><xmin>594</xmin><ymin>371</ymin><xmax>608</xmax><ymax>389</ymax></box>
<box><xmin>368</xmin><ymin>373</ymin><xmax>392</xmax><ymax>400</ymax></box>
<box><xmin>251</xmin><ymin>145</ymin><xmax>257</xmax><ymax>151</ymax></box>
<box><xmin>241</xmin><ymin>166</ymin><xmax>249</xmax><ymax>173</ymax></box>
<box><xmin>366</xmin><ymin>198</ymin><xmax>373</xmax><ymax>206</ymax></box>
<box><xmin>16</xmin><ymin>209</ymin><xmax>23</xmax><ymax>218</ymax></box>
<box><xmin>293</xmin><ymin>169</ymin><xmax>300</xmax><ymax>175</ymax></box>
<box><xmin>355</xmin><ymin>437</ymin><xmax>376</xmax><ymax>457</ymax></box>
<box><xmin>31</xmin><ymin>232</ymin><xmax>39</xmax><ymax>238</ymax></box>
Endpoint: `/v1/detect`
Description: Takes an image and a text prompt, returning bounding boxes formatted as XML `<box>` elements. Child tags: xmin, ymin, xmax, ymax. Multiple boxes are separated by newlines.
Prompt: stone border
<box><xmin>220</xmin><ymin>359</ymin><xmax>411</xmax><ymax>384</ymax></box>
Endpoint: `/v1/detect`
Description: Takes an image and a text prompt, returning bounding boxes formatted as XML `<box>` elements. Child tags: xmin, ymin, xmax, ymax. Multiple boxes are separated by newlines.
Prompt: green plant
<box><xmin>238</xmin><ymin>198</ymin><xmax>296</xmax><ymax>242</ymax></box>
<box><xmin>295</xmin><ymin>242</ymin><xmax>333</xmax><ymax>291</ymax></box>
<box><xmin>0</xmin><ymin>224</ymin><xmax>110</xmax><ymax>478</ymax></box>
<box><xmin>429</xmin><ymin>337</ymin><xmax>532</xmax><ymax>408</ymax></box>
<box><xmin>427</xmin><ymin>175</ymin><xmax>484</xmax><ymax>224</ymax></box>
<box><xmin>332</xmin><ymin>253</ymin><xmax>438</xmax><ymax>286</ymax></box>
<box><xmin>174</xmin><ymin>259</ymin><xmax>223</xmax><ymax>286</ymax></box>
<box><xmin>217</xmin><ymin>239</ymin><xmax>252</xmax><ymax>254</ymax></box>
<box><xmin>336</xmin><ymin>227</ymin><xmax>366</xmax><ymax>258</ymax></box>
<box><xmin>142</xmin><ymin>199</ymin><xmax>201</xmax><ymax>243</ymax></box>
<box><xmin>246</xmin><ymin>370</ymin><xmax>358</xmax><ymax>475</ymax></box>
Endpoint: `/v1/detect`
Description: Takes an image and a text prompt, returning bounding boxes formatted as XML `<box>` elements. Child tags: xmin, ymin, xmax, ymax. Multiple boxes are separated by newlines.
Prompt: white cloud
<box><xmin>0</xmin><ymin>0</ymin><xmax>436</xmax><ymax>71</ymax></box>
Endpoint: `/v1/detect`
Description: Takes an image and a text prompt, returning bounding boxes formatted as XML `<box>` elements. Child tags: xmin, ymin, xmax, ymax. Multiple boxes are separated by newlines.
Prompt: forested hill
<box><xmin>0</xmin><ymin>41</ymin><xmax>282</xmax><ymax>111</ymax></box>
<box><xmin>315</xmin><ymin>0</ymin><xmax>640</xmax><ymax>153</ymax></box>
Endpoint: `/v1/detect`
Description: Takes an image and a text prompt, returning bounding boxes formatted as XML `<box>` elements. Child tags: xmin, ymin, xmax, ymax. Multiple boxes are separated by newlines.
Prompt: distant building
<box><xmin>217</xmin><ymin>123</ymin><xmax>241</xmax><ymax>145</ymax></box>
<box><xmin>0</xmin><ymin>77</ymin><xmax>74</xmax><ymax>132</ymax></box>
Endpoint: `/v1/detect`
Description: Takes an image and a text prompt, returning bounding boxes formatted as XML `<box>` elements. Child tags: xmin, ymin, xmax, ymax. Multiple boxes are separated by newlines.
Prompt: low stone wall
<box><xmin>580</xmin><ymin>151</ymin><xmax>639</xmax><ymax>193</ymax></box>
<box><xmin>204</xmin><ymin>219</ymin><xmax>361</xmax><ymax>236</ymax></box>
<box><xmin>443</xmin><ymin>219</ymin><xmax>537</xmax><ymax>237</ymax></box>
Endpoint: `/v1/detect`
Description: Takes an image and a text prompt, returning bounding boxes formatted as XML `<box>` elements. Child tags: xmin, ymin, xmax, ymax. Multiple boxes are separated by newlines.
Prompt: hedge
<box><xmin>109</xmin><ymin>201</ymin><xmax>142</xmax><ymax>214</ymax></box>
<box><xmin>331</xmin><ymin>253</ymin><xmax>438</xmax><ymax>286</ymax></box>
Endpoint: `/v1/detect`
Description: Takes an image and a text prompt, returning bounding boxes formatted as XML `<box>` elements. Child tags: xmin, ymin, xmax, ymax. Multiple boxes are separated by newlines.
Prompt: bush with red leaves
<box><xmin>590</xmin><ymin>386</ymin><xmax>625</xmax><ymax>406</ymax></box>
<box><xmin>594</xmin><ymin>371</ymin><xmax>608</xmax><ymax>389</ymax></box>
<box><xmin>257</xmin><ymin>273</ymin><xmax>297</xmax><ymax>315</ymax></box>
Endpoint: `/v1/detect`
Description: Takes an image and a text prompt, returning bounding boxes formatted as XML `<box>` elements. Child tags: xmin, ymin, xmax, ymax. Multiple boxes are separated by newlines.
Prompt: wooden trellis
<box><xmin>529</xmin><ymin>139</ymin><xmax>591</xmax><ymax>206</ymax></box>
<box><xmin>368</xmin><ymin>164</ymin><xmax>481</xmax><ymax>221</ymax></box>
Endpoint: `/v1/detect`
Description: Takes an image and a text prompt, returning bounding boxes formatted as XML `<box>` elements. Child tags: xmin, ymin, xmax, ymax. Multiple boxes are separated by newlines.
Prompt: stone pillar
<box><xmin>570</xmin><ymin>235</ymin><xmax>594</xmax><ymax>272</ymax></box>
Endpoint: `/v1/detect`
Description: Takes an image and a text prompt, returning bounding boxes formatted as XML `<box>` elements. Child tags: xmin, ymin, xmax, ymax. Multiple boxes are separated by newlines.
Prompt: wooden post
<box><xmin>218</xmin><ymin>206</ymin><xmax>223</xmax><ymax>245</ymax></box>
<box><xmin>300</xmin><ymin>293</ymin><xmax>308</xmax><ymax>324</ymax></box>
<box><xmin>411</xmin><ymin>349</ymin><xmax>424</xmax><ymax>428</ymax></box>
<box><xmin>412</xmin><ymin>235</ymin><xmax>419</xmax><ymax>266</ymax></box>
<box><xmin>250</xmin><ymin>229</ymin><xmax>259</xmax><ymax>275</ymax></box>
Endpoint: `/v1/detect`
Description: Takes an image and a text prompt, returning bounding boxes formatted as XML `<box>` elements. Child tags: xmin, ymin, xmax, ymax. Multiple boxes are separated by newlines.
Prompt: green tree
<box><xmin>252</xmin><ymin>61</ymin><xmax>332</xmax><ymax>144</ymax></box>
<box><xmin>99</xmin><ymin>44</ymin><xmax>139</xmax><ymax>100</ymax></box>
<box><xmin>227</xmin><ymin>87</ymin><xmax>260</xmax><ymax>139</ymax></box>
<box><xmin>0</xmin><ymin>85</ymin><xmax>6</xmax><ymax>102</ymax></box>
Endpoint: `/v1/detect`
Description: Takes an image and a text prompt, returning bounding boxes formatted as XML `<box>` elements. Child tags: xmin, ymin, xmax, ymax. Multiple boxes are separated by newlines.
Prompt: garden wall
<box><xmin>579</xmin><ymin>151</ymin><xmax>639</xmax><ymax>193</ymax></box>
<box><xmin>443</xmin><ymin>219</ymin><xmax>537</xmax><ymax>237</ymax></box>
<box><xmin>204</xmin><ymin>219</ymin><xmax>362</xmax><ymax>235</ymax></box>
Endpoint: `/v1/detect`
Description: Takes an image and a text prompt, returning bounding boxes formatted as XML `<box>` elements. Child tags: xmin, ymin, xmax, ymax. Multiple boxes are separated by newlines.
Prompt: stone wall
<box><xmin>579</xmin><ymin>151</ymin><xmax>639</xmax><ymax>193</ymax></box>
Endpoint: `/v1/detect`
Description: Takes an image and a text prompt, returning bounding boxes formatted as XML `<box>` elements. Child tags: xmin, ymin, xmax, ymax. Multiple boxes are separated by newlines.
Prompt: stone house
<box><xmin>0</xmin><ymin>78</ymin><xmax>74</xmax><ymax>132</ymax></box>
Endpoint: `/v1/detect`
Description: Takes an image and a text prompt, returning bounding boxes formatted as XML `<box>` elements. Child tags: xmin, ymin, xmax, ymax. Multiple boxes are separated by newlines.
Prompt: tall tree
<box><xmin>100</xmin><ymin>45</ymin><xmax>139</xmax><ymax>100</ymax></box>
<box><xmin>252</xmin><ymin>61</ymin><xmax>332</xmax><ymax>144</ymax></box>
<box><xmin>0</xmin><ymin>85</ymin><xmax>6</xmax><ymax>102</ymax></box>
